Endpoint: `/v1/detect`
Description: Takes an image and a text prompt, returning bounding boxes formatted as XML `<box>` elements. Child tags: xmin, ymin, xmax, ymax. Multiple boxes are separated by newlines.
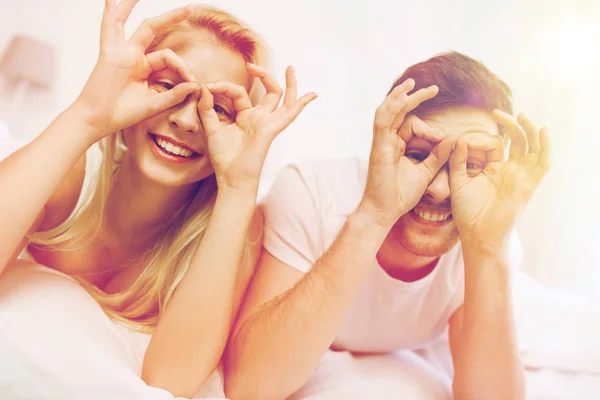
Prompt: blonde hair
<box><xmin>30</xmin><ymin>5</ymin><xmax>269</xmax><ymax>333</ymax></box>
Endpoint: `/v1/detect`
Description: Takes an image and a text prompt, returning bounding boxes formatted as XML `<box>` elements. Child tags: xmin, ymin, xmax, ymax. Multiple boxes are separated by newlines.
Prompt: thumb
<box><xmin>449</xmin><ymin>137</ymin><xmax>468</xmax><ymax>179</ymax></box>
<box><xmin>148</xmin><ymin>82</ymin><xmax>200</xmax><ymax>115</ymax></box>
<box><xmin>419</xmin><ymin>134</ymin><xmax>457</xmax><ymax>180</ymax></box>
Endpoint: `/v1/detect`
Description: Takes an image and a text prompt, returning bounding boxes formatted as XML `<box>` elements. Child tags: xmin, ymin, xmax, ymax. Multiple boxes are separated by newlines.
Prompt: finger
<box><xmin>100</xmin><ymin>0</ymin><xmax>118</xmax><ymax>47</ymax></box>
<box><xmin>147</xmin><ymin>81</ymin><xmax>200</xmax><ymax>116</ymax></box>
<box><xmin>421</xmin><ymin>134</ymin><xmax>458</xmax><ymax>180</ymax></box>
<box><xmin>397</xmin><ymin>115</ymin><xmax>444</xmax><ymax>144</ymax></box>
<box><xmin>450</xmin><ymin>133</ymin><xmax>505</xmax><ymax>177</ymax></box>
<box><xmin>247</xmin><ymin>63</ymin><xmax>283</xmax><ymax>111</ymax></box>
<box><xmin>390</xmin><ymin>85</ymin><xmax>439</xmax><ymax>132</ymax></box>
<box><xmin>205</xmin><ymin>82</ymin><xmax>253</xmax><ymax>113</ymax></box>
<box><xmin>517</xmin><ymin>113</ymin><xmax>541</xmax><ymax>153</ymax></box>
<box><xmin>116</xmin><ymin>0</ymin><xmax>139</xmax><ymax>23</ymax></box>
<box><xmin>388</xmin><ymin>78</ymin><xmax>416</xmax><ymax>97</ymax></box>
<box><xmin>197</xmin><ymin>85</ymin><xmax>221</xmax><ymax>135</ymax></box>
<box><xmin>401</xmin><ymin>85</ymin><xmax>439</xmax><ymax>114</ymax></box>
<box><xmin>128</xmin><ymin>6</ymin><xmax>192</xmax><ymax>51</ymax></box>
<box><xmin>492</xmin><ymin>109</ymin><xmax>528</xmax><ymax>160</ymax></box>
<box><xmin>486</xmin><ymin>136</ymin><xmax>506</xmax><ymax>163</ymax></box>
<box><xmin>146</xmin><ymin>49</ymin><xmax>196</xmax><ymax>82</ymax></box>
<box><xmin>373</xmin><ymin>80</ymin><xmax>413</xmax><ymax>133</ymax></box>
<box><xmin>537</xmin><ymin>126</ymin><xmax>551</xmax><ymax>172</ymax></box>
<box><xmin>283</xmin><ymin>66</ymin><xmax>297</xmax><ymax>106</ymax></box>
<box><xmin>266</xmin><ymin>92</ymin><xmax>318</xmax><ymax>138</ymax></box>
<box><xmin>459</xmin><ymin>132</ymin><xmax>505</xmax><ymax>152</ymax></box>
<box><xmin>449</xmin><ymin>136</ymin><xmax>469</xmax><ymax>177</ymax></box>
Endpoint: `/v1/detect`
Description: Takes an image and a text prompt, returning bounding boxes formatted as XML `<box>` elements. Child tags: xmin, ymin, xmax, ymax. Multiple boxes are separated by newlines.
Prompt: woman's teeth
<box><xmin>413</xmin><ymin>208</ymin><xmax>452</xmax><ymax>222</ymax></box>
<box><xmin>154</xmin><ymin>136</ymin><xmax>194</xmax><ymax>158</ymax></box>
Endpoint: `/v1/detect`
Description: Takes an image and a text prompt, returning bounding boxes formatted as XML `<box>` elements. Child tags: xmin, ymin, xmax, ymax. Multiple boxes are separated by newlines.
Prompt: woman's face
<box><xmin>123</xmin><ymin>29</ymin><xmax>250</xmax><ymax>188</ymax></box>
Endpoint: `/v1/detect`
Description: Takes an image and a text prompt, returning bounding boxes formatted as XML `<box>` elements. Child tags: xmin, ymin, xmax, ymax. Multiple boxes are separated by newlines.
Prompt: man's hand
<box><xmin>449</xmin><ymin>111</ymin><xmax>551</xmax><ymax>254</ymax></box>
<box><xmin>358</xmin><ymin>79</ymin><xmax>456</xmax><ymax>229</ymax></box>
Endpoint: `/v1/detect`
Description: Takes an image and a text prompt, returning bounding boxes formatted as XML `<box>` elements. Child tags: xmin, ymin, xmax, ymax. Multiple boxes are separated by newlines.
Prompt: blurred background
<box><xmin>0</xmin><ymin>0</ymin><xmax>598</xmax><ymax>295</ymax></box>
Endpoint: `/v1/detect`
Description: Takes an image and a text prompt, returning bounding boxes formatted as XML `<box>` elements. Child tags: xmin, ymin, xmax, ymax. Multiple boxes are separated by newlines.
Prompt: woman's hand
<box><xmin>198</xmin><ymin>64</ymin><xmax>317</xmax><ymax>193</ymax></box>
<box><xmin>74</xmin><ymin>0</ymin><xmax>200</xmax><ymax>141</ymax></box>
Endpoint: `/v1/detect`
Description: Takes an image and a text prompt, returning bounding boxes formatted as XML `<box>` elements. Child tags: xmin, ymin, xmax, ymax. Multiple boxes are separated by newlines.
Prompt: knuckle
<box><xmin>142</xmin><ymin>18</ymin><xmax>158</xmax><ymax>33</ymax></box>
<box><xmin>373</xmin><ymin>117</ymin><xmax>388</xmax><ymax>130</ymax></box>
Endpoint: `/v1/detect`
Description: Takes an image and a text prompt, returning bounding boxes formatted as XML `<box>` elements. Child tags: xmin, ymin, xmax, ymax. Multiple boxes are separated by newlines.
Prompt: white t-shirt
<box><xmin>262</xmin><ymin>158</ymin><xmax>523</xmax><ymax>354</ymax></box>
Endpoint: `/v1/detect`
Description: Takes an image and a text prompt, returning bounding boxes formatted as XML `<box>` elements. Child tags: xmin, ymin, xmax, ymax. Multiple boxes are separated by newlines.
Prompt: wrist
<box><xmin>355</xmin><ymin>200</ymin><xmax>402</xmax><ymax>231</ymax></box>
<box><xmin>462</xmin><ymin>239</ymin><xmax>512</xmax><ymax>273</ymax></box>
<box><xmin>461</xmin><ymin>235</ymin><xmax>509</xmax><ymax>259</ymax></box>
<box><xmin>216</xmin><ymin>184</ymin><xmax>257</xmax><ymax>205</ymax></box>
<box><xmin>347</xmin><ymin>208</ymin><xmax>391</xmax><ymax>251</ymax></box>
<box><xmin>39</xmin><ymin>106</ymin><xmax>101</xmax><ymax>151</ymax></box>
<box><xmin>68</xmin><ymin>100</ymin><xmax>111</xmax><ymax>141</ymax></box>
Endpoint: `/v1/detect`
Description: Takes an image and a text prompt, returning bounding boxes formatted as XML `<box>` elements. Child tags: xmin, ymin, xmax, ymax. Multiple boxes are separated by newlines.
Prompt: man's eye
<box><xmin>406</xmin><ymin>152</ymin><xmax>428</xmax><ymax>163</ymax></box>
<box><xmin>214</xmin><ymin>104</ymin><xmax>232</xmax><ymax>119</ymax></box>
<box><xmin>466</xmin><ymin>160</ymin><xmax>484</xmax><ymax>170</ymax></box>
<box><xmin>155</xmin><ymin>81</ymin><xmax>175</xmax><ymax>90</ymax></box>
<box><xmin>466</xmin><ymin>159</ymin><xmax>485</xmax><ymax>176</ymax></box>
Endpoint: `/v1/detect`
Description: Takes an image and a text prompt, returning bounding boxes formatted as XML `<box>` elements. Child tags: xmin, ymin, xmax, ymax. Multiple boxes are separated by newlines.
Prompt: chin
<box><xmin>392</xmin><ymin>214</ymin><xmax>460</xmax><ymax>257</ymax></box>
<box><xmin>140</xmin><ymin>158</ymin><xmax>212</xmax><ymax>187</ymax></box>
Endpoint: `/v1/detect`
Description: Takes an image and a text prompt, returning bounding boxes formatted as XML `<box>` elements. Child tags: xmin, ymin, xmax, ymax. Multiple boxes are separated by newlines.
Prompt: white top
<box><xmin>262</xmin><ymin>158</ymin><xmax>523</xmax><ymax>353</ymax></box>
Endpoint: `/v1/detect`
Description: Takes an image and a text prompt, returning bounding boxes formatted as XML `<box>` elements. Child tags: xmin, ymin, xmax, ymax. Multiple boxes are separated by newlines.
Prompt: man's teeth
<box><xmin>413</xmin><ymin>209</ymin><xmax>452</xmax><ymax>222</ymax></box>
<box><xmin>155</xmin><ymin>136</ymin><xmax>194</xmax><ymax>157</ymax></box>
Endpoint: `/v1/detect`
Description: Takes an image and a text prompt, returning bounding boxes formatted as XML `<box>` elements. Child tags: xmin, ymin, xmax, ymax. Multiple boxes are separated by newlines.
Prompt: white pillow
<box><xmin>512</xmin><ymin>271</ymin><xmax>600</xmax><ymax>375</ymax></box>
<box><xmin>0</xmin><ymin>260</ymin><xmax>225</xmax><ymax>400</ymax></box>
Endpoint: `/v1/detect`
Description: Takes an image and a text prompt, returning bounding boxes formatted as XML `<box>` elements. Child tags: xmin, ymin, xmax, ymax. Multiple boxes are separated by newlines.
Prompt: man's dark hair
<box><xmin>390</xmin><ymin>51</ymin><xmax>513</xmax><ymax>117</ymax></box>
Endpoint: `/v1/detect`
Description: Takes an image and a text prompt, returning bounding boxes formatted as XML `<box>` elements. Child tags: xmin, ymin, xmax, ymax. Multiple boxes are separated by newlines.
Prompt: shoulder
<box><xmin>265</xmin><ymin>157</ymin><xmax>367</xmax><ymax>211</ymax></box>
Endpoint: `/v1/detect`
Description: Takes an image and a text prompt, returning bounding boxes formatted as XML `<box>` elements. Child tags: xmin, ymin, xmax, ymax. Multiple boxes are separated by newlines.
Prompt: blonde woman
<box><xmin>0</xmin><ymin>0</ymin><xmax>316</xmax><ymax>397</ymax></box>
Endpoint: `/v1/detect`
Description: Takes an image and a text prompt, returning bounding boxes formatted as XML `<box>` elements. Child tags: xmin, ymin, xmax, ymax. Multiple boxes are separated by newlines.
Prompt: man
<box><xmin>224</xmin><ymin>52</ymin><xmax>550</xmax><ymax>400</ymax></box>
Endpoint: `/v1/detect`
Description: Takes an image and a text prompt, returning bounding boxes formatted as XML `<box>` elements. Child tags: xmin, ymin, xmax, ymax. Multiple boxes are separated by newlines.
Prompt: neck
<box><xmin>104</xmin><ymin>154</ymin><xmax>199</xmax><ymax>251</ymax></box>
<box><xmin>376</xmin><ymin>237</ymin><xmax>439</xmax><ymax>282</ymax></box>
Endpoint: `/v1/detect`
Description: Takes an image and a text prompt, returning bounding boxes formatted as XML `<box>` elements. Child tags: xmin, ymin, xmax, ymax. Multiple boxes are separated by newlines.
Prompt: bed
<box><xmin>1</xmin><ymin>131</ymin><xmax>600</xmax><ymax>400</ymax></box>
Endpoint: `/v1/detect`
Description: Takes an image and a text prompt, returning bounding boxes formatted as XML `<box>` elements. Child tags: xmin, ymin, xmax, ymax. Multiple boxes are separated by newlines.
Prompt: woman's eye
<box><xmin>406</xmin><ymin>152</ymin><xmax>428</xmax><ymax>163</ymax></box>
<box><xmin>214</xmin><ymin>104</ymin><xmax>232</xmax><ymax>119</ymax></box>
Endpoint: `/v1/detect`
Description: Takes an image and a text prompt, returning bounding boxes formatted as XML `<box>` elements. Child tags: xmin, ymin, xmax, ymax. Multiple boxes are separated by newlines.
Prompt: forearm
<box><xmin>227</xmin><ymin>210</ymin><xmax>388</xmax><ymax>400</ymax></box>
<box><xmin>142</xmin><ymin>187</ymin><xmax>256</xmax><ymax>397</ymax></box>
<box><xmin>0</xmin><ymin>105</ymin><xmax>97</xmax><ymax>270</ymax></box>
<box><xmin>453</xmin><ymin>245</ymin><xmax>524</xmax><ymax>400</ymax></box>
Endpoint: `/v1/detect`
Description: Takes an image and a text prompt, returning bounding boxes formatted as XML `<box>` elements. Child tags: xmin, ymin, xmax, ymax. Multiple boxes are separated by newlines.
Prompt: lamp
<box><xmin>0</xmin><ymin>34</ymin><xmax>56</xmax><ymax>113</ymax></box>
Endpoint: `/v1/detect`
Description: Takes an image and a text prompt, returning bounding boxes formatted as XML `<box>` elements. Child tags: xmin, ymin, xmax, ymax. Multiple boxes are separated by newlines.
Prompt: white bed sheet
<box><xmin>0</xmin><ymin>260</ymin><xmax>225</xmax><ymax>400</ymax></box>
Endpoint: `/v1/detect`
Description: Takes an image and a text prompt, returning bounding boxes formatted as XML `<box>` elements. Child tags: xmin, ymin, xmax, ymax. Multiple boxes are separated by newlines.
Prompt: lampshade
<box><xmin>0</xmin><ymin>34</ymin><xmax>55</xmax><ymax>90</ymax></box>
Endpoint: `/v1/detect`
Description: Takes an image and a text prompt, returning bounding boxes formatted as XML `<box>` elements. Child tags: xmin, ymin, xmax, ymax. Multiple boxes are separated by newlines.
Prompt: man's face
<box><xmin>386</xmin><ymin>106</ymin><xmax>500</xmax><ymax>258</ymax></box>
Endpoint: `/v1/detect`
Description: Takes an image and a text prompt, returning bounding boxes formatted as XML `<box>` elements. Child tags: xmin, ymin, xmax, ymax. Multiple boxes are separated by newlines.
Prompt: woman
<box><xmin>0</xmin><ymin>0</ymin><xmax>316</xmax><ymax>397</ymax></box>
